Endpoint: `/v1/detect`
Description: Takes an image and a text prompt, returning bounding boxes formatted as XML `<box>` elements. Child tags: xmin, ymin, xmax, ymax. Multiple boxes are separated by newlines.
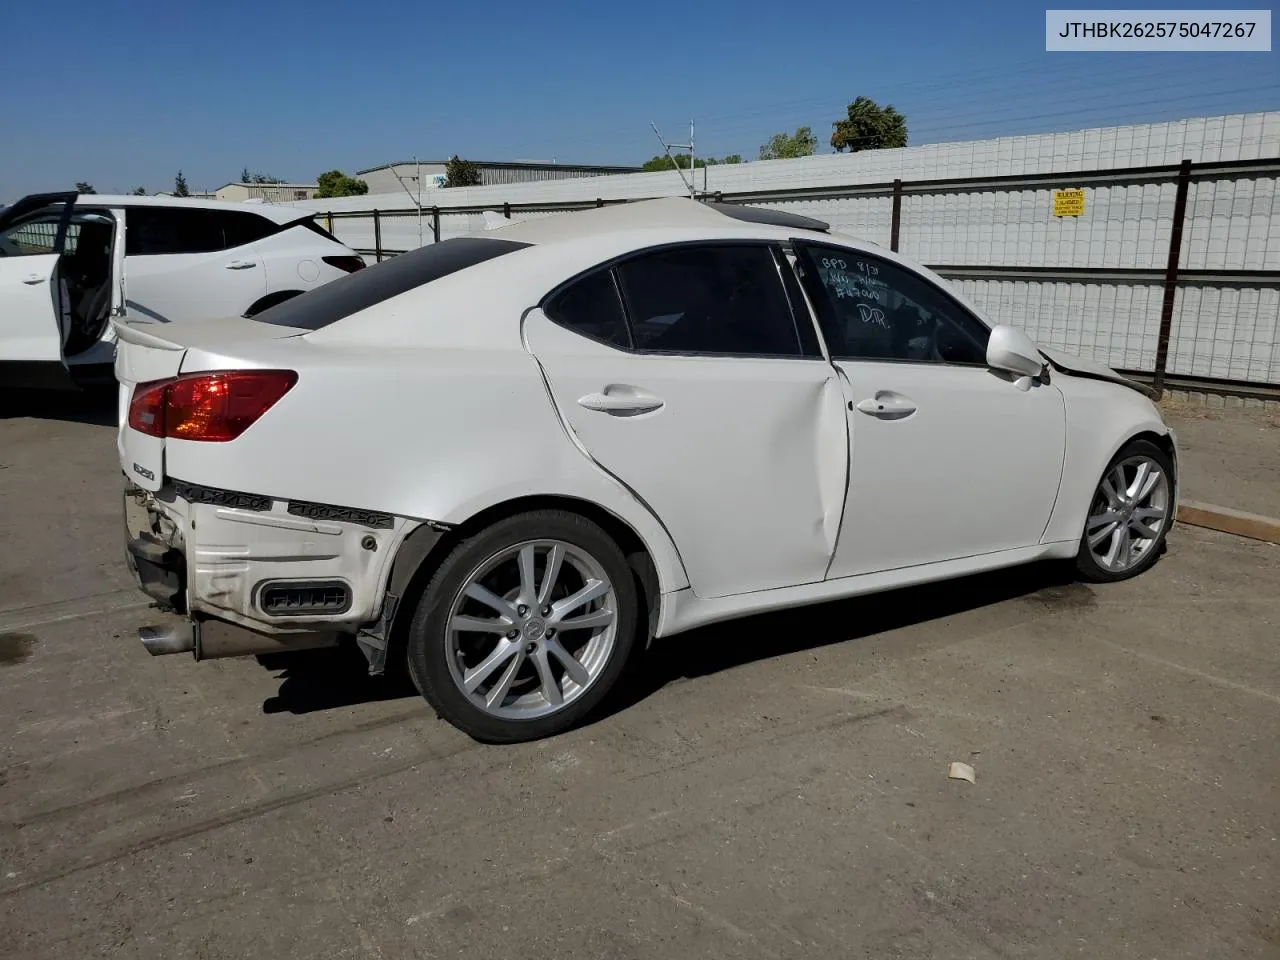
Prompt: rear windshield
<box><xmin>251</xmin><ymin>236</ymin><xmax>532</xmax><ymax>330</ymax></box>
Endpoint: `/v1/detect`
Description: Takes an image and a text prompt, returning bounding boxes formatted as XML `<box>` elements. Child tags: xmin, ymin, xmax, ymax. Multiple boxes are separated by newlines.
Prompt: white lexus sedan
<box><xmin>115</xmin><ymin>197</ymin><xmax>1178</xmax><ymax>743</ymax></box>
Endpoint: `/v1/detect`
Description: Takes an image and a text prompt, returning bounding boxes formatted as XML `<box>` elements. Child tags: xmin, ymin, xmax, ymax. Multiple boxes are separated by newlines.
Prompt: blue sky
<box><xmin>1</xmin><ymin>0</ymin><xmax>1276</xmax><ymax>197</ymax></box>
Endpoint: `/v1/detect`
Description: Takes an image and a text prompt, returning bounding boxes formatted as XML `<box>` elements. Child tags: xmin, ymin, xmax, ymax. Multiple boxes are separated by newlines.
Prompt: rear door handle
<box><xmin>225</xmin><ymin>260</ymin><xmax>257</xmax><ymax>269</ymax></box>
<box><xmin>855</xmin><ymin>391</ymin><xmax>917</xmax><ymax>420</ymax></box>
<box><xmin>577</xmin><ymin>390</ymin><xmax>664</xmax><ymax>415</ymax></box>
<box><xmin>22</xmin><ymin>273</ymin><xmax>46</xmax><ymax>284</ymax></box>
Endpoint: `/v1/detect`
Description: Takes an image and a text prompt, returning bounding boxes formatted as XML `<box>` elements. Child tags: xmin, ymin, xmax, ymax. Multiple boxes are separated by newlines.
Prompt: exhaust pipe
<box><xmin>139</xmin><ymin>622</ymin><xmax>195</xmax><ymax>656</ymax></box>
<box><xmin>138</xmin><ymin>618</ymin><xmax>340</xmax><ymax>659</ymax></box>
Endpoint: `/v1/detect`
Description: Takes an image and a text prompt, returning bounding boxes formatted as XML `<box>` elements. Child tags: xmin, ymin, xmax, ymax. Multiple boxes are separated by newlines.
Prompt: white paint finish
<box><xmin>124</xmin><ymin>248</ymin><xmax>267</xmax><ymax>324</ymax></box>
<box><xmin>0</xmin><ymin>254</ymin><xmax>63</xmax><ymax>362</ymax></box>
<box><xmin>112</xmin><ymin>198</ymin><xmax>1180</xmax><ymax>648</ymax></box>
<box><xmin>525</xmin><ymin>309</ymin><xmax>848</xmax><ymax>599</ymax></box>
<box><xmin>658</xmin><ymin>539</ymin><xmax>1080</xmax><ymax>637</ymax></box>
<box><xmin>158</xmin><ymin>338</ymin><xmax>691</xmax><ymax>596</ymax></box>
<box><xmin>1039</xmin><ymin>372</ymin><xmax>1172</xmax><ymax>545</ymax></box>
<box><xmin>829</xmin><ymin>362</ymin><xmax>1067</xmax><ymax>577</ymax></box>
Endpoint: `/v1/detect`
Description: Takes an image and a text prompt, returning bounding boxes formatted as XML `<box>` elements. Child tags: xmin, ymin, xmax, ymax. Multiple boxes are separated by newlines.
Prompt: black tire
<box><xmin>405</xmin><ymin>509</ymin><xmax>639</xmax><ymax>744</ymax></box>
<box><xmin>1075</xmin><ymin>438</ymin><xmax>1175</xmax><ymax>583</ymax></box>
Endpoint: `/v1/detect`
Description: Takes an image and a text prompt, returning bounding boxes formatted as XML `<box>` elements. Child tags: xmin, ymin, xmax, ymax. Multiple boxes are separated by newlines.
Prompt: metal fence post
<box><xmin>503</xmin><ymin>201</ymin><xmax>511</xmax><ymax>219</ymax></box>
<box><xmin>890</xmin><ymin>179</ymin><xmax>903</xmax><ymax>252</ymax></box>
<box><xmin>373</xmin><ymin>209</ymin><xmax>382</xmax><ymax>262</ymax></box>
<box><xmin>1153</xmin><ymin>158</ymin><xmax>1193</xmax><ymax>398</ymax></box>
<box><xmin>432</xmin><ymin>207</ymin><xmax>440</xmax><ymax>243</ymax></box>
<box><xmin>326</xmin><ymin>211</ymin><xmax>334</xmax><ymax>234</ymax></box>
<box><xmin>596</xmin><ymin>197</ymin><xmax>604</xmax><ymax>208</ymax></box>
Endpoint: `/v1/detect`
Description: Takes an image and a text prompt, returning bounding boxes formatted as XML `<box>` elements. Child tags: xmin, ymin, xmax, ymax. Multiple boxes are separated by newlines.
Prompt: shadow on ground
<box><xmin>258</xmin><ymin>559</ymin><xmax>1082</xmax><ymax>721</ymax></box>
<box><xmin>0</xmin><ymin>387</ymin><xmax>117</xmax><ymax>426</ymax></box>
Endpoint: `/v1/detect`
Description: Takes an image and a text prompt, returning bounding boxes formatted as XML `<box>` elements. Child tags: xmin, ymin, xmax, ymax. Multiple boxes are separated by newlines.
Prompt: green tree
<box><xmin>131</xmin><ymin>186</ymin><xmax>147</xmax><ymax>195</ymax></box>
<box><xmin>758</xmin><ymin>127</ymin><xmax>818</xmax><ymax>160</ymax></box>
<box><xmin>830</xmin><ymin>96</ymin><xmax>908</xmax><ymax>153</ymax></box>
<box><xmin>640</xmin><ymin>154</ymin><xmax>744</xmax><ymax>172</ymax></box>
<box><xmin>173</xmin><ymin>170</ymin><xmax>189</xmax><ymax>197</ymax></box>
<box><xmin>443</xmin><ymin>156</ymin><xmax>482</xmax><ymax>188</ymax></box>
<box><xmin>314</xmin><ymin>170</ymin><xmax>369</xmax><ymax>198</ymax></box>
<box><xmin>241</xmin><ymin>167</ymin><xmax>252</xmax><ymax>183</ymax></box>
<box><xmin>75</xmin><ymin>182</ymin><xmax>96</xmax><ymax>194</ymax></box>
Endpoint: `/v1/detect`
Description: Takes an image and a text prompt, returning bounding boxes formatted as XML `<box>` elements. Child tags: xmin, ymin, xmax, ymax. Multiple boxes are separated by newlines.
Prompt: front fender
<box><xmin>1042</xmin><ymin>374</ymin><xmax>1176</xmax><ymax>545</ymax></box>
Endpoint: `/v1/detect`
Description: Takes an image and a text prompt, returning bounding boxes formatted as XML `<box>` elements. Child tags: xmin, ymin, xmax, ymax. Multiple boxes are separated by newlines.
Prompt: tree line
<box><xmin>71</xmin><ymin>98</ymin><xmax>905</xmax><ymax>198</ymax></box>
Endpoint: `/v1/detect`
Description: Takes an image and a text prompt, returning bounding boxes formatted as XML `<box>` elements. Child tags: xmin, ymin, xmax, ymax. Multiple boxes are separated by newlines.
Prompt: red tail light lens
<box><xmin>127</xmin><ymin>370</ymin><xmax>298</xmax><ymax>442</ymax></box>
<box><xmin>322</xmin><ymin>255</ymin><xmax>366</xmax><ymax>273</ymax></box>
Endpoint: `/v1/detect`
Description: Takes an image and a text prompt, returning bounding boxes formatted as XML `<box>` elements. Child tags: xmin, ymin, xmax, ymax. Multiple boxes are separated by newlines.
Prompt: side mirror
<box><xmin>986</xmin><ymin>325</ymin><xmax>1046</xmax><ymax>379</ymax></box>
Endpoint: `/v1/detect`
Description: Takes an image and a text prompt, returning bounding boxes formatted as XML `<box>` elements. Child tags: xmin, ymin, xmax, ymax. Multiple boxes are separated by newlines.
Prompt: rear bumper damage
<box><xmin>123</xmin><ymin>478</ymin><xmax>422</xmax><ymax>665</ymax></box>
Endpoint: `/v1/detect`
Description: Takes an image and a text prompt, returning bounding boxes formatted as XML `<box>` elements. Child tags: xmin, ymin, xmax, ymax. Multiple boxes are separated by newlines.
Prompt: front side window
<box><xmin>0</xmin><ymin>208</ymin><xmax>64</xmax><ymax>257</ymax></box>
<box><xmin>614</xmin><ymin>244</ymin><xmax>807</xmax><ymax>357</ymax></box>
<box><xmin>796</xmin><ymin>244</ymin><xmax>989</xmax><ymax>365</ymax></box>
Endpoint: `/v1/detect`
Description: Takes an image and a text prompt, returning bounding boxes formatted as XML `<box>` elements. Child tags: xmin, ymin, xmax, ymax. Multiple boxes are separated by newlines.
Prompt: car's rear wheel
<box><xmin>1075</xmin><ymin>438</ymin><xmax>1175</xmax><ymax>582</ymax></box>
<box><xmin>405</xmin><ymin>510</ymin><xmax>638</xmax><ymax>743</ymax></box>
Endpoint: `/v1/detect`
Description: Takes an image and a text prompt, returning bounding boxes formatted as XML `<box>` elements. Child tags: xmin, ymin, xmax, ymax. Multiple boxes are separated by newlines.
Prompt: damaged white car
<box><xmin>117</xmin><ymin>197</ymin><xmax>1178</xmax><ymax>743</ymax></box>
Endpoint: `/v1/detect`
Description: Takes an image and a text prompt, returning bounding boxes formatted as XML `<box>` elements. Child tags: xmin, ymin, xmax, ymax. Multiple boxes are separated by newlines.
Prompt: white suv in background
<box><xmin>0</xmin><ymin>192</ymin><xmax>365</xmax><ymax>390</ymax></box>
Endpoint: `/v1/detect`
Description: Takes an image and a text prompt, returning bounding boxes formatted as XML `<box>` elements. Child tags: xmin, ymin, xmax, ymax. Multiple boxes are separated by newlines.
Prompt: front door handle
<box><xmin>225</xmin><ymin>260</ymin><xmax>257</xmax><ymax>270</ymax></box>
<box><xmin>22</xmin><ymin>273</ymin><xmax>46</xmax><ymax>284</ymax></box>
<box><xmin>577</xmin><ymin>389</ymin><xmax>664</xmax><ymax>415</ymax></box>
<box><xmin>855</xmin><ymin>391</ymin><xmax>917</xmax><ymax>420</ymax></box>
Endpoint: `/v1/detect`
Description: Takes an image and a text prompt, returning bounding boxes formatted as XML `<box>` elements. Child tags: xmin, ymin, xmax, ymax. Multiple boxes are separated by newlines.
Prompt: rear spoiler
<box><xmin>111</xmin><ymin>319</ymin><xmax>185</xmax><ymax>350</ymax></box>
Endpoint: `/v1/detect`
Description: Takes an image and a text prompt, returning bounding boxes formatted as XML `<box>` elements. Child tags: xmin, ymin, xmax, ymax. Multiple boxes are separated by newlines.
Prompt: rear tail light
<box><xmin>322</xmin><ymin>255</ymin><xmax>366</xmax><ymax>273</ymax></box>
<box><xmin>128</xmin><ymin>370</ymin><xmax>298</xmax><ymax>442</ymax></box>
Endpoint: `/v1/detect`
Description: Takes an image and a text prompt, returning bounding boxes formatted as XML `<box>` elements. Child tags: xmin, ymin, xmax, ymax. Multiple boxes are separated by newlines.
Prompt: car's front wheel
<box><xmin>1075</xmin><ymin>438</ymin><xmax>1175</xmax><ymax>582</ymax></box>
<box><xmin>405</xmin><ymin>510</ymin><xmax>639</xmax><ymax>743</ymax></box>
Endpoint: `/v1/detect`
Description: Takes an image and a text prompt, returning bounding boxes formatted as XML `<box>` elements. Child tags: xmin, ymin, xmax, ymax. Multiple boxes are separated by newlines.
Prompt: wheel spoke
<box><xmin>517</xmin><ymin>545</ymin><xmax>538</xmax><ymax>605</ymax></box>
<box><xmin>556</xmin><ymin>607</ymin><xmax>614</xmax><ymax>632</ymax></box>
<box><xmin>1088</xmin><ymin>519</ymin><xmax>1120</xmax><ymax>549</ymax></box>
<box><xmin>1102</xmin><ymin>525</ymin><xmax>1125</xmax><ymax>568</ymax></box>
<box><xmin>484</xmin><ymin>648</ymin><xmax>526</xmax><ymax>709</ymax></box>
<box><xmin>531</xmin><ymin>648</ymin><xmax>563</xmax><ymax>706</ymax></box>
<box><xmin>547</xmin><ymin>639</ymin><xmax>591</xmax><ymax>687</ymax></box>
<box><xmin>465</xmin><ymin>583</ymin><xmax>518</xmax><ymax>620</ymax></box>
<box><xmin>1125</xmin><ymin>461</ymin><xmax>1150</xmax><ymax>501</ymax></box>
<box><xmin>1133</xmin><ymin>505</ymin><xmax>1165</xmax><ymax>522</ymax></box>
<box><xmin>537</xmin><ymin>544</ymin><xmax>564</xmax><ymax>607</ymax></box>
<box><xmin>1100</xmin><ymin>475</ymin><xmax>1123</xmax><ymax>508</ymax></box>
<box><xmin>1129</xmin><ymin>519</ymin><xmax>1161</xmax><ymax>540</ymax></box>
<box><xmin>451</xmin><ymin>614</ymin><xmax>512</xmax><ymax>634</ymax></box>
<box><xmin>1135</xmin><ymin>465</ymin><xmax>1162</xmax><ymax>502</ymax></box>
<box><xmin>463</xmin><ymin>639</ymin><xmax>520</xmax><ymax>694</ymax></box>
<box><xmin>551</xmin><ymin>579</ymin><xmax>610</xmax><ymax>622</ymax></box>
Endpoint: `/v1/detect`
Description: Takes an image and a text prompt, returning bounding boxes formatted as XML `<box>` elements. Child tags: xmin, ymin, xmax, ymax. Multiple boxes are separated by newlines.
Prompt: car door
<box><xmin>524</xmin><ymin>241</ymin><xmax>850</xmax><ymax>600</ymax></box>
<box><xmin>0</xmin><ymin>193</ymin><xmax>77</xmax><ymax>363</ymax></box>
<box><xmin>792</xmin><ymin>241</ymin><xmax>1067</xmax><ymax>578</ymax></box>
<box><xmin>122</xmin><ymin>206</ymin><xmax>267</xmax><ymax>323</ymax></box>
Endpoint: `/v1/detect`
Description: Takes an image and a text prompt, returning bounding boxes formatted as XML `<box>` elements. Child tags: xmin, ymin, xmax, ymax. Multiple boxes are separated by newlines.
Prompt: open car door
<box><xmin>0</xmin><ymin>193</ymin><xmax>127</xmax><ymax>388</ymax></box>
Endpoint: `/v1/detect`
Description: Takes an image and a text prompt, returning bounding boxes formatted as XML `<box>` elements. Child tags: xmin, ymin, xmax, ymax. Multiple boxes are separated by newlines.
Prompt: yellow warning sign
<box><xmin>1053</xmin><ymin>188</ymin><xmax>1085</xmax><ymax>217</ymax></box>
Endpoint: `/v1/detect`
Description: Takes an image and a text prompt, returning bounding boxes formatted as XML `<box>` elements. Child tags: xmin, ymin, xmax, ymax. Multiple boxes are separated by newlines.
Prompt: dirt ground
<box><xmin>2</xmin><ymin>393</ymin><xmax>1278</xmax><ymax>959</ymax></box>
<box><xmin>1160</xmin><ymin>395</ymin><xmax>1280</xmax><ymax>518</ymax></box>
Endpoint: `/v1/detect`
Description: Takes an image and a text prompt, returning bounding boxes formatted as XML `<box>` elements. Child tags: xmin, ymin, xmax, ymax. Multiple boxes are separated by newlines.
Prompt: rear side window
<box><xmin>217</xmin><ymin>211</ymin><xmax>279</xmax><ymax>248</ymax></box>
<box><xmin>544</xmin><ymin>270</ymin><xmax>631</xmax><ymax>349</ymax></box>
<box><xmin>251</xmin><ymin>236</ymin><xmax>532</xmax><ymax>330</ymax></box>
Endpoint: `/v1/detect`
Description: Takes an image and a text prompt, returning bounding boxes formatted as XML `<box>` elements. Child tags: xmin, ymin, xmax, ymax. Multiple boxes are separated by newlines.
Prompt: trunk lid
<box><xmin>113</xmin><ymin>316</ymin><xmax>307</xmax><ymax>491</ymax></box>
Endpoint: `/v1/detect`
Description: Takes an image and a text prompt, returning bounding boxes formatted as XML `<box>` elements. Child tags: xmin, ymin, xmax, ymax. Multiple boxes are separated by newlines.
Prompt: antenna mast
<box><xmin>650</xmin><ymin>121</ymin><xmax>697</xmax><ymax>199</ymax></box>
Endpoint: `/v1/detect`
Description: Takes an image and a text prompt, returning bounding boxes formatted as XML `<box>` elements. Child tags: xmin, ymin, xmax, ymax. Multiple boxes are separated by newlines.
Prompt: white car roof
<box><xmin>480</xmin><ymin>196</ymin><xmax>831</xmax><ymax>245</ymax></box>
<box><xmin>73</xmin><ymin>194</ymin><xmax>313</xmax><ymax>224</ymax></box>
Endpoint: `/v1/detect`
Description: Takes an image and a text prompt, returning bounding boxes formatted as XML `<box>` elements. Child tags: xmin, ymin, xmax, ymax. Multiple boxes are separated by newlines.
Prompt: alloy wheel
<box><xmin>444</xmin><ymin>540</ymin><xmax>618</xmax><ymax>720</ymax></box>
<box><xmin>1085</xmin><ymin>454</ymin><xmax>1171</xmax><ymax>573</ymax></box>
